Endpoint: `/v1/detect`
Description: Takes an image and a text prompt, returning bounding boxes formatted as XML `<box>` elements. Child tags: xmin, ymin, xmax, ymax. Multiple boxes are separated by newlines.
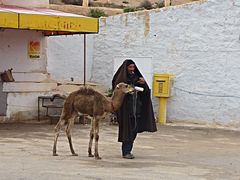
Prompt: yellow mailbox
<box><xmin>153</xmin><ymin>74</ymin><xmax>174</xmax><ymax>124</ymax></box>
<box><xmin>153</xmin><ymin>74</ymin><xmax>174</xmax><ymax>97</ymax></box>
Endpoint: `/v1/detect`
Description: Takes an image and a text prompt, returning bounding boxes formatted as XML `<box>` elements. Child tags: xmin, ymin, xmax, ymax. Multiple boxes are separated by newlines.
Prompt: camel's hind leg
<box><xmin>53</xmin><ymin>116</ymin><xmax>65</xmax><ymax>156</ymax></box>
<box><xmin>66</xmin><ymin>114</ymin><xmax>78</xmax><ymax>156</ymax></box>
<box><xmin>94</xmin><ymin>118</ymin><xmax>101</xmax><ymax>160</ymax></box>
<box><xmin>88</xmin><ymin>118</ymin><xmax>94</xmax><ymax>157</ymax></box>
<box><xmin>88</xmin><ymin>117</ymin><xmax>101</xmax><ymax>159</ymax></box>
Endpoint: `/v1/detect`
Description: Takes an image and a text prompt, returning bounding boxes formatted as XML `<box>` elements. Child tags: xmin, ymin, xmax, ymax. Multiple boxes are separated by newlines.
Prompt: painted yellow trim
<box><xmin>0</xmin><ymin>11</ymin><xmax>18</xmax><ymax>28</ymax></box>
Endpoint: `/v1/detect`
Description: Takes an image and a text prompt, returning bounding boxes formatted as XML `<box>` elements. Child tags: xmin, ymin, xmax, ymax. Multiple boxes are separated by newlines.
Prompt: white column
<box><xmin>82</xmin><ymin>0</ymin><xmax>89</xmax><ymax>7</ymax></box>
<box><xmin>164</xmin><ymin>0</ymin><xmax>171</xmax><ymax>6</ymax></box>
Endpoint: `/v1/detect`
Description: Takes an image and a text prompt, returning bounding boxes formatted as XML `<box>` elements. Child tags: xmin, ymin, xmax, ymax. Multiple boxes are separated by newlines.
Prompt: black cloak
<box><xmin>112</xmin><ymin>60</ymin><xmax>157</xmax><ymax>142</ymax></box>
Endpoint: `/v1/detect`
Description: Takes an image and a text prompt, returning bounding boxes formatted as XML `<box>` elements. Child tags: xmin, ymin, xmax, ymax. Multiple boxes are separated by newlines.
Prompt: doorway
<box><xmin>113</xmin><ymin>57</ymin><xmax>153</xmax><ymax>89</ymax></box>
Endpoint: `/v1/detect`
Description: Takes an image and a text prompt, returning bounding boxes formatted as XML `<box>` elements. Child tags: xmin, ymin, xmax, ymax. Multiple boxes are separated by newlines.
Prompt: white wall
<box><xmin>91</xmin><ymin>0</ymin><xmax>240</xmax><ymax>125</ymax></box>
<box><xmin>0</xmin><ymin>29</ymin><xmax>47</xmax><ymax>73</ymax></box>
<box><xmin>0</xmin><ymin>29</ymin><xmax>49</xmax><ymax>121</ymax></box>
<box><xmin>47</xmin><ymin>34</ymin><xmax>94</xmax><ymax>82</ymax></box>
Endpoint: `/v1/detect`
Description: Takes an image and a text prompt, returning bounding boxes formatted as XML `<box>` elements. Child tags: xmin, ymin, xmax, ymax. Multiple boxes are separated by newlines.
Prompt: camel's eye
<box><xmin>125</xmin><ymin>85</ymin><xmax>128</xmax><ymax>88</ymax></box>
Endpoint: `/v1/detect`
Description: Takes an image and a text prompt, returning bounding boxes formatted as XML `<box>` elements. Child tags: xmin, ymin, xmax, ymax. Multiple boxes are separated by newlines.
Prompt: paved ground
<box><xmin>0</xmin><ymin>122</ymin><xmax>240</xmax><ymax>180</ymax></box>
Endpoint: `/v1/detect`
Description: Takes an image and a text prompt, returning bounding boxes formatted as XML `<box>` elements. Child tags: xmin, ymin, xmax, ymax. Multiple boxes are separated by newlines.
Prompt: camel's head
<box><xmin>115</xmin><ymin>82</ymin><xmax>134</xmax><ymax>94</ymax></box>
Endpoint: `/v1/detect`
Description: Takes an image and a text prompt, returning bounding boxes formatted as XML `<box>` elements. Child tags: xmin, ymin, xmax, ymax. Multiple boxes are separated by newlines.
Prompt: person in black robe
<box><xmin>112</xmin><ymin>59</ymin><xmax>157</xmax><ymax>159</ymax></box>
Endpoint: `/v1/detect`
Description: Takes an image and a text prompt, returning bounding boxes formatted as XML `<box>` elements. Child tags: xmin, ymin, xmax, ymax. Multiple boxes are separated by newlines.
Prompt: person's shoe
<box><xmin>122</xmin><ymin>153</ymin><xmax>135</xmax><ymax>159</ymax></box>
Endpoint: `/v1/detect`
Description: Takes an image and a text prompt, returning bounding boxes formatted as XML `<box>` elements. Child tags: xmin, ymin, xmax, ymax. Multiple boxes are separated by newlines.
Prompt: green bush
<box><xmin>88</xmin><ymin>9</ymin><xmax>107</xmax><ymax>18</ymax></box>
<box><xmin>123</xmin><ymin>6</ymin><xmax>137</xmax><ymax>13</ymax></box>
<box><xmin>139</xmin><ymin>0</ymin><xmax>153</xmax><ymax>10</ymax></box>
<box><xmin>154</xmin><ymin>0</ymin><xmax>164</xmax><ymax>8</ymax></box>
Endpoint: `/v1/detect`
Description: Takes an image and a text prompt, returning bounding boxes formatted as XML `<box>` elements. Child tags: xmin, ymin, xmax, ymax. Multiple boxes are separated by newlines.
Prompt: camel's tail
<box><xmin>61</xmin><ymin>92</ymin><xmax>76</xmax><ymax>120</ymax></box>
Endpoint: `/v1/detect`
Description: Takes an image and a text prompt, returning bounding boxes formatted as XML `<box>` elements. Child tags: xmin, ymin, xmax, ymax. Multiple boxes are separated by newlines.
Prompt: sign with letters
<box><xmin>28</xmin><ymin>40</ymin><xmax>40</xmax><ymax>60</ymax></box>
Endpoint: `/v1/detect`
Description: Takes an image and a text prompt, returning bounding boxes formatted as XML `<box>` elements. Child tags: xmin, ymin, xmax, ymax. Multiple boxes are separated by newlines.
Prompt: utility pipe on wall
<box><xmin>83</xmin><ymin>34</ymin><xmax>86</xmax><ymax>86</ymax></box>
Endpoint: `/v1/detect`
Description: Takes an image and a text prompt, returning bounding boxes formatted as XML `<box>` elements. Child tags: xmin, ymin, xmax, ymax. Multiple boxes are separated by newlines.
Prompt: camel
<box><xmin>53</xmin><ymin>82</ymin><xmax>134</xmax><ymax>159</ymax></box>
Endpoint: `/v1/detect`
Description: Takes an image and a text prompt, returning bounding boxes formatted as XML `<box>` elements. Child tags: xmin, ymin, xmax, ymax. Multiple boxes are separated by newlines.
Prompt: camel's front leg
<box><xmin>88</xmin><ymin>118</ymin><xmax>94</xmax><ymax>157</ymax></box>
<box><xmin>66</xmin><ymin>115</ymin><xmax>78</xmax><ymax>156</ymax></box>
<box><xmin>94</xmin><ymin>118</ymin><xmax>101</xmax><ymax>160</ymax></box>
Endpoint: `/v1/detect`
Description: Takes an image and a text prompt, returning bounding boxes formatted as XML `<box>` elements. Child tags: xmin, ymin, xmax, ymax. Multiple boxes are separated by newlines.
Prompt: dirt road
<box><xmin>0</xmin><ymin>122</ymin><xmax>240</xmax><ymax>180</ymax></box>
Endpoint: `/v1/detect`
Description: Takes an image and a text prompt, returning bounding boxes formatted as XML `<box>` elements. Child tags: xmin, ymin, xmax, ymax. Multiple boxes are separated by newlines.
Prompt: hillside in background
<box><xmin>50</xmin><ymin>0</ymin><xmax>199</xmax><ymax>17</ymax></box>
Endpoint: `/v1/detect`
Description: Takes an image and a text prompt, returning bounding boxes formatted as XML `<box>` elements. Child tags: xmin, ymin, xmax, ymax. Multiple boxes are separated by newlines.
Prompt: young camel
<box><xmin>53</xmin><ymin>82</ymin><xmax>134</xmax><ymax>159</ymax></box>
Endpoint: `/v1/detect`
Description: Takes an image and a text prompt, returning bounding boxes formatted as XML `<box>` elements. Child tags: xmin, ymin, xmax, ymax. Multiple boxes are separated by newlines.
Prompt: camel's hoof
<box><xmin>53</xmin><ymin>153</ymin><xmax>58</xmax><ymax>156</ymax></box>
<box><xmin>88</xmin><ymin>154</ymin><xmax>94</xmax><ymax>157</ymax></box>
<box><xmin>95</xmin><ymin>156</ymin><xmax>102</xmax><ymax>160</ymax></box>
<box><xmin>72</xmin><ymin>153</ymin><xmax>78</xmax><ymax>156</ymax></box>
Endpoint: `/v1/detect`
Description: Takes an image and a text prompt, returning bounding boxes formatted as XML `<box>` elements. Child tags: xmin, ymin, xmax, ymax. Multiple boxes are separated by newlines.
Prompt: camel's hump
<box><xmin>75</xmin><ymin>87</ymin><xmax>103</xmax><ymax>97</ymax></box>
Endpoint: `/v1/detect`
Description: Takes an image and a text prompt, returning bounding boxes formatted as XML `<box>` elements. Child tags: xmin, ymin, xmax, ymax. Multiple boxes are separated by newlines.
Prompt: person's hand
<box><xmin>137</xmin><ymin>77</ymin><xmax>145</xmax><ymax>84</ymax></box>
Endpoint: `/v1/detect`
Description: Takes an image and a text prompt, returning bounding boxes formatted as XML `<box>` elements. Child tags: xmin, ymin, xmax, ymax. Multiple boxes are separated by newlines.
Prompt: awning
<box><xmin>0</xmin><ymin>5</ymin><xmax>99</xmax><ymax>36</ymax></box>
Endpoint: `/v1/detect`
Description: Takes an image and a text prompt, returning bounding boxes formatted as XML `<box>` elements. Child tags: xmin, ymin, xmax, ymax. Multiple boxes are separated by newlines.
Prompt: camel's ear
<box><xmin>116</xmin><ymin>84</ymin><xmax>120</xmax><ymax>89</ymax></box>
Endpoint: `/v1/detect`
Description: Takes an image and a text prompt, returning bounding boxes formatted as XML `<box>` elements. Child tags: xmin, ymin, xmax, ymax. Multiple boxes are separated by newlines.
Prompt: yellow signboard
<box><xmin>28</xmin><ymin>40</ymin><xmax>41</xmax><ymax>60</ymax></box>
<box><xmin>0</xmin><ymin>12</ymin><xmax>18</xmax><ymax>28</ymax></box>
<box><xmin>0</xmin><ymin>6</ymin><xmax>98</xmax><ymax>34</ymax></box>
<box><xmin>19</xmin><ymin>14</ymin><xmax>98</xmax><ymax>33</ymax></box>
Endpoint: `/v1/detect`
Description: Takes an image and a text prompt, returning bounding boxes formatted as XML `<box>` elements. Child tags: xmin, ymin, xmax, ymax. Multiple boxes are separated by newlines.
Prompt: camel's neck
<box><xmin>107</xmin><ymin>90</ymin><xmax>126</xmax><ymax>112</ymax></box>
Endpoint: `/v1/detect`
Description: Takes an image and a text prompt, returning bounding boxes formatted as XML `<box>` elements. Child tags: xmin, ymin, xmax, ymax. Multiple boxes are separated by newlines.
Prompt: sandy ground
<box><xmin>0</xmin><ymin>122</ymin><xmax>240</xmax><ymax>180</ymax></box>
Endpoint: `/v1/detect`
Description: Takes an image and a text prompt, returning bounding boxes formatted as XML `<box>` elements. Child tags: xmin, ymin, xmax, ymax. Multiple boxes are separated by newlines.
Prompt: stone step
<box><xmin>12</xmin><ymin>72</ymin><xmax>50</xmax><ymax>82</ymax></box>
<box><xmin>3</xmin><ymin>82</ymin><xmax>58</xmax><ymax>92</ymax></box>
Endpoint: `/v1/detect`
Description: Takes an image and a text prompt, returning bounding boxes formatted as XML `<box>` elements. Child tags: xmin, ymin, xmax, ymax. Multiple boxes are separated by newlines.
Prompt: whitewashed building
<box><xmin>1</xmin><ymin>0</ymin><xmax>240</xmax><ymax>126</ymax></box>
<box><xmin>0</xmin><ymin>0</ymin><xmax>98</xmax><ymax>121</ymax></box>
<box><xmin>90</xmin><ymin>0</ymin><xmax>240</xmax><ymax>125</ymax></box>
